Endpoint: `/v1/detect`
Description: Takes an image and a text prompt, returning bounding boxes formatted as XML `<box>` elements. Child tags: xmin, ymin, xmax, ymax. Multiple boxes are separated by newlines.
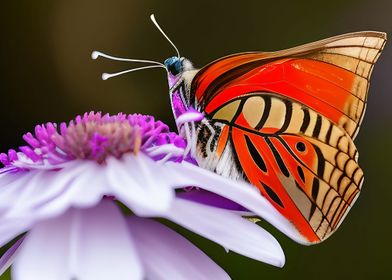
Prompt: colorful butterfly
<box><xmin>93</xmin><ymin>15</ymin><xmax>387</xmax><ymax>244</ymax></box>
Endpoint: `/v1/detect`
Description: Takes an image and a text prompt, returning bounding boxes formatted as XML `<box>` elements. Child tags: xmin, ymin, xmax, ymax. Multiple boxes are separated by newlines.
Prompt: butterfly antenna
<box><xmin>91</xmin><ymin>51</ymin><xmax>166</xmax><ymax>80</ymax></box>
<box><xmin>101</xmin><ymin>65</ymin><xmax>165</xmax><ymax>80</ymax></box>
<box><xmin>150</xmin><ymin>14</ymin><xmax>180</xmax><ymax>58</ymax></box>
<box><xmin>91</xmin><ymin>14</ymin><xmax>179</xmax><ymax>80</ymax></box>
<box><xmin>91</xmin><ymin>51</ymin><xmax>165</xmax><ymax>67</ymax></box>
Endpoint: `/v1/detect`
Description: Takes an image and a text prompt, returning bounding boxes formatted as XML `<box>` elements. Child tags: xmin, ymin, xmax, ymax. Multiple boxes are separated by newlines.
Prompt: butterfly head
<box><xmin>164</xmin><ymin>56</ymin><xmax>195</xmax><ymax>88</ymax></box>
<box><xmin>91</xmin><ymin>14</ymin><xmax>196</xmax><ymax>110</ymax></box>
<box><xmin>164</xmin><ymin>56</ymin><xmax>183</xmax><ymax>76</ymax></box>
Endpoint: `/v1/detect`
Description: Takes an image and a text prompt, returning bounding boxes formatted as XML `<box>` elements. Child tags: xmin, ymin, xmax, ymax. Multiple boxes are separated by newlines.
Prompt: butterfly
<box><xmin>93</xmin><ymin>15</ymin><xmax>386</xmax><ymax>244</ymax></box>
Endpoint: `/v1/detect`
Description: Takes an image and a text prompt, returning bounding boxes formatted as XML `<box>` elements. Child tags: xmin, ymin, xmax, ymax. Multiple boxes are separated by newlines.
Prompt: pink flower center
<box><xmin>53</xmin><ymin>118</ymin><xmax>142</xmax><ymax>164</ymax></box>
<box><xmin>0</xmin><ymin>112</ymin><xmax>186</xmax><ymax>167</ymax></box>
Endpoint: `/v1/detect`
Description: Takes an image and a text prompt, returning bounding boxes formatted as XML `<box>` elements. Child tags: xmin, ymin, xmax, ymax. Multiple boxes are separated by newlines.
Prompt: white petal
<box><xmin>0</xmin><ymin>237</ymin><xmax>24</xmax><ymax>276</ymax></box>
<box><xmin>0</xmin><ymin>171</ymin><xmax>38</xmax><ymax>212</ymax></box>
<box><xmin>0</xmin><ymin>218</ymin><xmax>31</xmax><ymax>248</ymax></box>
<box><xmin>165</xmin><ymin>161</ymin><xmax>308</xmax><ymax>245</ymax></box>
<box><xmin>13</xmin><ymin>200</ymin><xmax>143</xmax><ymax>280</ymax></box>
<box><xmin>17</xmin><ymin>161</ymin><xmax>109</xmax><ymax>221</ymax></box>
<box><xmin>129</xmin><ymin>217</ymin><xmax>229</xmax><ymax>280</ymax></box>
<box><xmin>107</xmin><ymin>154</ymin><xmax>174</xmax><ymax>216</ymax></box>
<box><xmin>163</xmin><ymin>198</ymin><xmax>285</xmax><ymax>267</ymax></box>
<box><xmin>12</xmin><ymin>206</ymin><xmax>74</xmax><ymax>280</ymax></box>
<box><xmin>70</xmin><ymin>200</ymin><xmax>143</xmax><ymax>280</ymax></box>
<box><xmin>4</xmin><ymin>161</ymin><xmax>88</xmax><ymax>218</ymax></box>
<box><xmin>0</xmin><ymin>170</ymin><xmax>25</xmax><ymax>187</ymax></box>
<box><xmin>0</xmin><ymin>162</ymin><xmax>109</xmax><ymax>247</ymax></box>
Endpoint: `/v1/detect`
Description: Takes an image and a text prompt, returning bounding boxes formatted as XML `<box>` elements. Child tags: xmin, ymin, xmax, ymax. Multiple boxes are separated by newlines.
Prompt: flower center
<box><xmin>54</xmin><ymin>118</ymin><xmax>142</xmax><ymax>163</ymax></box>
<box><xmin>0</xmin><ymin>112</ymin><xmax>186</xmax><ymax>167</ymax></box>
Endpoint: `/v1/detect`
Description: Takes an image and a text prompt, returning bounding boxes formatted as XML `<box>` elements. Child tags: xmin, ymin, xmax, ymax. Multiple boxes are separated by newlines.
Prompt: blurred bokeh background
<box><xmin>0</xmin><ymin>0</ymin><xmax>391</xmax><ymax>279</ymax></box>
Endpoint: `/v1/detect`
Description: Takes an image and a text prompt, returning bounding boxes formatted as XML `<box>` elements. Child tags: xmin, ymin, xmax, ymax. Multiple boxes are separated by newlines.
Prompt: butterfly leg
<box><xmin>190</xmin><ymin>121</ymin><xmax>197</xmax><ymax>157</ymax></box>
<box><xmin>175</xmin><ymin>108</ymin><xmax>204</xmax><ymax>158</ymax></box>
<box><xmin>181</xmin><ymin>122</ymin><xmax>196</xmax><ymax>157</ymax></box>
<box><xmin>182</xmin><ymin>122</ymin><xmax>192</xmax><ymax>155</ymax></box>
<box><xmin>145</xmin><ymin>143</ymin><xmax>185</xmax><ymax>164</ymax></box>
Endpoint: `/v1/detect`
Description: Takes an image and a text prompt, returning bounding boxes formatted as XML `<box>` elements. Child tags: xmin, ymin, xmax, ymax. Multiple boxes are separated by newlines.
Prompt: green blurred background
<box><xmin>0</xmin><ymin>0</ymin><xmax>391</xmax><ymax>279</ymax></box>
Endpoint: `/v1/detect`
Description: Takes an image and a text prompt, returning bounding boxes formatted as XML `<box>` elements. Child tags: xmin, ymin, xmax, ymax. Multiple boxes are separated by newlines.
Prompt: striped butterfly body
<box><xmin>165</xmin><ymin>31</ymin><xmax>386</xmax><ymax>244</ymax></box>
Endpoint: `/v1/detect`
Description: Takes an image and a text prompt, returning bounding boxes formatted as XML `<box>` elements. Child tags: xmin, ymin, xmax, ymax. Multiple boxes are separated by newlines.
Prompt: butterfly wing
<box><xmin>208</xmin><ymin>94</ymin><xmax>362</xmax><ymax>243</ymax></box>
<box><xmin>191</xmin><ymin>32</ymin><xmax>386</xmax><ymax>243</ymax></box>
<box><xmin>192</xmin><ymin>31</ymin><xmax>386</xmax><ymax>139</ymax></box>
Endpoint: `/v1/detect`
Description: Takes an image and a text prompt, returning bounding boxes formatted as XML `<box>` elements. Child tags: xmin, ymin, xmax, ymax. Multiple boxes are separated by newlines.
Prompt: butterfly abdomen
<box><xmin>195</xmin><ymin>119</ymin><xmax>244</xmax><ymax>181</ymax></box>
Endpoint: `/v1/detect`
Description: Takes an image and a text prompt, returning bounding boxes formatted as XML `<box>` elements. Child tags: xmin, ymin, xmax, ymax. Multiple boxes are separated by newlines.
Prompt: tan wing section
<box><xmin>294</xmin><ymin>33</ymin><xmax>386</xmax><ymax>139</ymax></box>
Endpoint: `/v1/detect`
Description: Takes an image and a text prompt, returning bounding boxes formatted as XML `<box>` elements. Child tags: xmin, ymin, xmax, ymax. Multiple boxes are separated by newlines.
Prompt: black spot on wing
<box><xmin>255</xmin><ymin>96</ymin><xmax>272</xmax><ymax>130</ymax></box>
<box><xmin>265</xmin><ymin>138</ymin><xmax>290</xmax><ymax>177</ymax></box>
<box><xmin>297</xmin><ymin>166</ymin><xmax>305</xmax><ymax>182</ymax></box>
<box><xmin>244</xmin><ymin>135</ymin><xmax>267</xmax><ymax>172</ymax></box>
<box><xmin>296</xmin><ymin>142</ymin><xmax>306</xmax><ymax>152</ymax></box>
<box><xmin>309</xmin><ymin>178</ymin><xmax>320</xmax><ymax>220</ymax></box>
<box><xmin>261</xmin><ymin>181</ymin><xmax>284</xmax><ymax>208</ymax></box>
<box><xmin>312</xmin><ymin>115</ymin><xmax>322</xmax><ymax>138</ymax></box>
<box><xmin>325</xmin><ymin>122</ymin><xmax>333</xmax><ymax>144</ymax></box>
<box><xmin>312</xmin><ymin>178</ymin><xmax>320</xmax><ymax>201</ymax></box>
<box><xmin>300</xmin><ymin>108</ymin><xmax>310</xmax><ymax>133</ymax></box>
<box><xmin>313</xmin><ymin>144</ymin><xmax>325</xmax><ymax>177</ymax></box>
<box><xmin>276</xmin><ymin>99</ymin><xmax>293</xmax><ymax>134</ymax></box>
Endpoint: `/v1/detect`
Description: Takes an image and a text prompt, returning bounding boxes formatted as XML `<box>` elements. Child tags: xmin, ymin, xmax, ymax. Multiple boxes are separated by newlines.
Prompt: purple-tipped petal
<box><xmin>129</xmin><ymin>217</ymin><xmax>230</xmax><ymax>280</ymax></box>
<box><xmin>165</xmin><ymin>161</ymin><xmax>308</xmax><ymax>245</ymax></box>
<box><xmin>163</xmin><ymin>198</ymin><xmax>285</xmax><ymax>267</ymax></box>
<box><xmin>0</xmin><ymin>218</ymin><xmax>31</xmax><ymax>249</ymax></box>
<box><xmin>0</xmin><ymin>237</ymin><xmax>24</xmax><ymax>276</ymax></box>
<box><xmin>178</xmin><ymin>190</ymin><xmax>248</xmax><ymax>212</ymax></box>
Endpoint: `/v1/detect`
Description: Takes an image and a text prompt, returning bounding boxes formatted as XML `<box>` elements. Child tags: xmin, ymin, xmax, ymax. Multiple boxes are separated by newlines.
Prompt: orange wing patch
<box><xmin>231</xmin><ymin>126</ymin><xmax>320</xmax><ymax>242</ymax></box>
<box><xmin>193</xmin><ymin>32</ymin><xmax>386</xmax><ymax>138</ymax></box>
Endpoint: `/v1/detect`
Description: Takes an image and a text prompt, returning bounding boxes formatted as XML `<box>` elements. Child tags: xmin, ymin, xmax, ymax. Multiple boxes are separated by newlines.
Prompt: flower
<box><xmin>0</xmin><ymin>112</ymin><xmax>298</xmax><ymax>280</ymax></box>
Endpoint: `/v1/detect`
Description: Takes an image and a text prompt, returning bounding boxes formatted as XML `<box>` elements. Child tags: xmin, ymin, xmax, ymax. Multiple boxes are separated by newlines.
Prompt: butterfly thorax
<box><xmin>165</xmin><ymin>57</ymin><xmax>245</xmax><ymax>181</ymax></box>
<box><xmin>165</xmin><ymin>57</ymin><xmax>199</xmax><ymax>121</ymax></box>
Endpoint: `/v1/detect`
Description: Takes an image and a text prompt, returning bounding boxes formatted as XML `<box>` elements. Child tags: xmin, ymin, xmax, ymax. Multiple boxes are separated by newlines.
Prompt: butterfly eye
<box><xmin>296</xmin><ymin>142</ymin><xmax>306</xmax><ymax>152</ymax></box>
<box><xmin>164</xmin><ymin>56</ymin><xmax>183</xmax><ymax>76</ymax></box>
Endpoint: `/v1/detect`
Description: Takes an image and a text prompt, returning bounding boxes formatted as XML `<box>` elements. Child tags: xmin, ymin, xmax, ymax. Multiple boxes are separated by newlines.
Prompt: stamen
<box><xmin>102</xmin><ymin>65</ymin><xmax>165</xmax><ymax>80</ymax></box>
<box><xmin>150</xmin><ymin>14</ymin><xmax>180</xmax><ymax>58</ymax></box>
<box><xmin>133</xmin><ymin>127</ymin><xmax>142</xmax><ymax>155</ymax></box>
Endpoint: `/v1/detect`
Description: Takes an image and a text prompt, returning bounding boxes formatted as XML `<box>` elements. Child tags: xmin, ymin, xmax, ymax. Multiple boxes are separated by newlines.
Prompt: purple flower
<box><xmin>0</xmin><ymin>112</ymin><xmax>295</xmax><ymax>280</ymax></box>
